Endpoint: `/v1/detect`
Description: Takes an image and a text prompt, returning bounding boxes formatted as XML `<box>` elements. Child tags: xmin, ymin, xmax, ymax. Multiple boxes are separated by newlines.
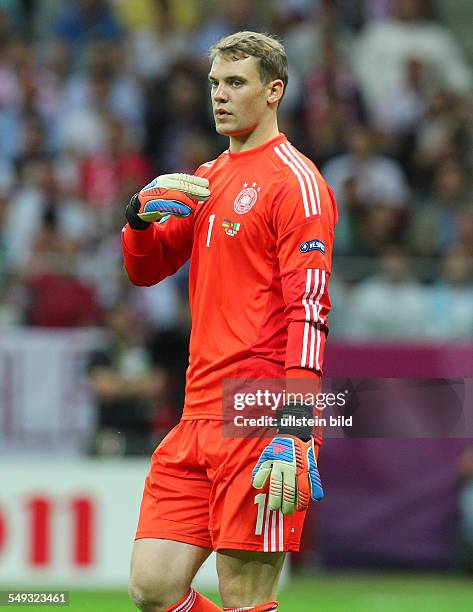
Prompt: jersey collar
<box><xmin>227</xmin><ymin>133</ymin><xmax>287</xmax><ymax>160</ymax></box>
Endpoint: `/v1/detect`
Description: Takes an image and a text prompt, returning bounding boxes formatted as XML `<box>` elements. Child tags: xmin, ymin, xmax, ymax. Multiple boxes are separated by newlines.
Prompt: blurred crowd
<box><xmin>0</xmin><ymin>0</ymin><xmax>472</xmax><ymax>450</ymax></box>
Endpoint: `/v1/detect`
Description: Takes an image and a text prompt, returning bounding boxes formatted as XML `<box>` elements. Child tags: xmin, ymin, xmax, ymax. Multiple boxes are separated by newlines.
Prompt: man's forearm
<box><xmin>122</xmin><ymin>224</ymin><xmax>168</xmax><ymax>287</ymax></box>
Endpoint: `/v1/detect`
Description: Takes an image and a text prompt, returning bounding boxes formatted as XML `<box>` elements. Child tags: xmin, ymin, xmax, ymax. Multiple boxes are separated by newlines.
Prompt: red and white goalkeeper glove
<box><xmin>126</xmin><ymin>173</ymin><xmax>210</xmax><ymax>229</ymax></box>
<box><xmin>137</xmin><ymin>173</ymin><xmax>210</xmax><ymax>221</ymax></box>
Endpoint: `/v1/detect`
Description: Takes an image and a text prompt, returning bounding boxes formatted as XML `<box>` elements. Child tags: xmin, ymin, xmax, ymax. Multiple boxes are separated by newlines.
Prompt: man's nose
<box><xmin>213</xmin><ymin>84</ymin><xmax>228</xmax><ymax>101</ymax></box>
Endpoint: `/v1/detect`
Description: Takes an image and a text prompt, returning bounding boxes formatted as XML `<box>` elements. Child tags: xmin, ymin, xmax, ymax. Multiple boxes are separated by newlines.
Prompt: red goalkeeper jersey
<box><xmin>122</xmin><ymin>133</ymin><xmax>337</xmax><ymax>419</ymax></box>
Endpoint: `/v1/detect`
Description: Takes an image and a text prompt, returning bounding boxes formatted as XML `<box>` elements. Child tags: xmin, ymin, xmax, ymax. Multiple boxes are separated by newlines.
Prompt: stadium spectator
<box><xmin>457</xmin><ymin>210</ymin><xmax>473</xmax><ymax>257</ymax></box>
<box><xmin>282</xmin><ymin>0</ymin><xmax>354</xmax><ymax>80</ymax></box>
<box><xmin>13</xmin><ymin>116</ymin><xmax>52</xmax><ymax>180</ymax></box>
<box><xmin>410</xmin><ymin>89</ymin><xmax>471</xmax><ymax>192</ymax></box>
<box><xmin>191</xmin><ymin>0</ymin><xmax>261</xmax><ymax>58</ymax></box>
<box><xmin>3</xmin><ymin>159</ymin><xmax>94</xmax><ymax>273</ymax></box>
<box><xmin>297</xmin><ymin>36</ymin><xmax>365</xmax><ymax>165</ymax></box>
<box><xmin>424</xmin><ymin>249</ymin><xmax>473</xmax><ymax>340</ymax></box>
<box><xmin>25</xmin><ymin>234</ymin><xmax>102</xmax><ymax>328</ymax></box>
<box><xmin>345</xmin><ymin>245</ymin><xmax>428</xmax><ymax>339</ymax></box>
<box><xmin>374</xmin><ymin>57</ymin><xmax>432</xmax><ymax>134</ymax></box>
<box><xmin>125</xmin><ymin>0</ymin><xmax>191</xmax><ymax>81</ymax></box>
<box><xmin>322</xmin><ymin>125</ymin><xmax>409</xmax><ymax>207</ymax></box>
<box><xmin>58</xmin><ymin>40</ymin><xmax>145</xmax><ymax>155</ymax></box>
<box><xmin>80</xmin><ymin>116</ymin><xmax>152</xmax><ymax>211</ymax></box>
<box><xmin>53</xmin><ymin>0</ymin><xmax>122</xmax><ymax>63</ymax></box>
<box><xmin>355</xmin><ymin>201</ymin><xmax>408</xmax><ymax>257</ymax></box>
<box><xmin>87</xmin><ymin>304</ymin><xmax>165</xmax><ymax>455</ymax></box>
<box><xmin>303</xmin><ymin>36</ymin><xmax>364</xmax><ymax>128</ymax></box>
<box><xmin>0</xmin><ymin>35</ymin><xmax>61</xmax><ymax>160</ymax></box>
<box><xmin>330</xmin><ymin>175</ymin><xmax>408</xmax><ymax>256</ymax></box>
<box><xmin>352</xmin><ymin>0</ymin><xmax>472</xmax><ymax>118</ymax></box>
<box><xmin>144</xmin><ymin>58</ymin><xmax>218</xmax><ymax>171</ymax></box>
<box><xmin>412</xmin><ymin>159</ymin><xmax>472</xmax><ymax>257</ymax></box>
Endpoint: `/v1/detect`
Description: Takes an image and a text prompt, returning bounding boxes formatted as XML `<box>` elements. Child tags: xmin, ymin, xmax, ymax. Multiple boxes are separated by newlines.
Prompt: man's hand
<box><xmin>125</xmin><ymin>173</ymin><xmax>211</xmax><ymax>229</ymax></box>
<box><xmin>252</xmin><ymin>436</ymin><xmax>323</xmax><ymax>515</ymax></box>
<box><xmin>138</xmin><ymin>174</ymin><xmax>210</xmax><ymax>222</ymax></box>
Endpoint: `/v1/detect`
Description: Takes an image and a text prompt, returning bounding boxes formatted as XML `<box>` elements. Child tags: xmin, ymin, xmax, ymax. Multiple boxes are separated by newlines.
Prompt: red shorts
<box><xmin>135</xmin><ymin>420</ymin><xmax>308</xmax><ymax>552</ymax></box>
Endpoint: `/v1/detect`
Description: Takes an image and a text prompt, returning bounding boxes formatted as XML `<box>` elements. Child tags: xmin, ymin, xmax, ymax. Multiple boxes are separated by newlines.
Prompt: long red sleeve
<box><xmin>273</xmin><ymin>166</ymin><xmax>337</xmax><ymax>375</ymax></box>
<box><xmin>122</xmin><ymin>215</ymin><xmax>193</xmax><ymax>286</ymax></box>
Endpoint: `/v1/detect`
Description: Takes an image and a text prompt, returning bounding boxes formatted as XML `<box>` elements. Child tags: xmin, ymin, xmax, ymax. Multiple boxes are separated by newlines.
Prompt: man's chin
<box><xmin>215</xmin><ymin>123</ymin><xmax>237</xmax><ymax>136</ymax></box>
<box><xmin>215</xmin><ymin>123</ymin><xmax>255</xmax><ymax>137</ymax></box>
<box><xmin>215</xmin><ymin>124</ymin><xmax>230</xmax><ymax>136</ymax></box>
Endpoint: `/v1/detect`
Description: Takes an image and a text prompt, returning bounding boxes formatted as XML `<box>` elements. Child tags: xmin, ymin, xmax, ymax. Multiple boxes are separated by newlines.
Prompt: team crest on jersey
<box><xmin>300</xmin><ymin>239</ymin><xmax>326</xmax><ymax>254</ymax></box>
<box><xmin>234</xmin><ymin>182</ymin><xmax>261</xmax><ymax>215</ymax></box>
<box><xmin>222</xmin><ymin>218</ymin><xmax>241</xmax><ymax>236</ymax></box>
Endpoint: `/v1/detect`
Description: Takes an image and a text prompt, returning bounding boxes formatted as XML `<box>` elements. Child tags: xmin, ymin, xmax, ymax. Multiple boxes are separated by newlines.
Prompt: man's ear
<box><xmin>267</xmin><ymin>79</ymin><xmax>284</xmax><ymax>105</ymax></box>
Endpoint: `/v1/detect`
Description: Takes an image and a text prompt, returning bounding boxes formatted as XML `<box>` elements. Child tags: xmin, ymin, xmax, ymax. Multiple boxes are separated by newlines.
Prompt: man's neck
<box><xmin>228</xmin><ymin>119</ymin><xmax>280</xmax><ymax>154</ymax></box>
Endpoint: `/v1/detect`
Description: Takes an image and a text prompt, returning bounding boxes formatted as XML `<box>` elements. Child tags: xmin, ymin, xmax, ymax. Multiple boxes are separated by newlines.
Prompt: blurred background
<box><xmin>0</xmin><ymin>0</ymin><xmax>472</xmax><ymax>609</ymax></box>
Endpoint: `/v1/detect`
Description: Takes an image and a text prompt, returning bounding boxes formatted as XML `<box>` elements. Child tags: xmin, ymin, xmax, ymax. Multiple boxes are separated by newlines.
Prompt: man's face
<box><xmin>209</xmin><ymin>54</ymin><xmax>271</xmax><ymax>137</ymax></box>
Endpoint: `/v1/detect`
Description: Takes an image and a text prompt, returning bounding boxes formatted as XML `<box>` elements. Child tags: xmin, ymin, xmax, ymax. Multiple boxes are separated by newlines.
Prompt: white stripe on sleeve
<box><xmin>281</xmin><ymin>142</ymin><xmax>318</xmax><ymax>216</ymax></box>
<box><xmin>308</xmin><ymin>269</ymin><xmax>320</xmax><ymax>369</ymax></box>
<box><xmin>301</xmin><ymin>269</ymin><xmax>313</xmax><ymax>367</ymax></box>
<box><xmin>287</xmin><ymin>143</ymin><xmax>322</xmax><ymax>215</ymax></box>
<box><xmin>274</xmin><ymin>146</ymin><xmax>310</xmax><ymax>218</ymax></box>
<box><xmin>309</xmin><ymin>270</ymin><xmax>326</xmax><ymax>369</ymax></box>
<box><xmin>300</xmin><ymin>269</ymin><xmax>326</xmax><ymax>370</ymax></box>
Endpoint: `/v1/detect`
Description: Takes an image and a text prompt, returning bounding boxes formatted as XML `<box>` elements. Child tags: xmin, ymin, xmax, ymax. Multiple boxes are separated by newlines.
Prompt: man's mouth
<box><xmin>215</xmin><ymin>109</ymin><xmax>231</xmax><ymax>117</ymax></box>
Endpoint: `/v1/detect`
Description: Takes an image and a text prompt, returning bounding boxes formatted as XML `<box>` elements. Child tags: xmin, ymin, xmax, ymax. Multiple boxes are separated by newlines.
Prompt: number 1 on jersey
<box><xmin>206</xmin><ymin>214</ymin><xmax>216</xmax><ymax>248</ymax></box>
<box><xmin>254</xmin><ymin>493</ymin><xmax>266</xmax><ymax>535</ymax></box>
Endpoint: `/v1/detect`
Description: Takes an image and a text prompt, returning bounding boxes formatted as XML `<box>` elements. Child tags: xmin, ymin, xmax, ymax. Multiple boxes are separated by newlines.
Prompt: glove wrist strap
<box><xmin>126</xmin><ymin>193</ymin><xmax>151</xmax><ymax>230</ymax></box>
<box><xmin>129</xmin><ymin>217</ymin><xmax>151</xmax><ymax>230</ymax></box>
<box><xmin>276</xmin><ymin>402</ymin><xmax>313</xmax><ymax>442</ymax></box>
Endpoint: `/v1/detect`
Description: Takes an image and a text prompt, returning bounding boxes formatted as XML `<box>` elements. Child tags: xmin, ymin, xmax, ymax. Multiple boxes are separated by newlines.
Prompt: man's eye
<box><xmin>232</xmin><ymin>81</ymin><xmax>242</xmax><ymax>87</ymax></box>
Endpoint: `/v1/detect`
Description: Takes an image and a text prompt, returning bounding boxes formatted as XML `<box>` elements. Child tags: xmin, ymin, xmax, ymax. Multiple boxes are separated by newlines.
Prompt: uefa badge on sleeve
<box><xmin>300</xmin><ymin>239</ymin><xmax>326</xmax><ymax>254</ymax></box>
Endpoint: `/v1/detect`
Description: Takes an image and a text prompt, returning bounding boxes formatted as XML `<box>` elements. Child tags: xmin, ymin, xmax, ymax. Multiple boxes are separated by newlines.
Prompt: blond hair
<box><xmin>209</xmin><ymin>31</ymin><xmax>288</xmax><ymax>96</ymax></box>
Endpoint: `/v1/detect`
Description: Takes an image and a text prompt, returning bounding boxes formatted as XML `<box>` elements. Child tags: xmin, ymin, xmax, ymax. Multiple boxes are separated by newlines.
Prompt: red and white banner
<box><xmin>0</xmin><ymin>460</ymin><xmax>289</xmax><ymax>588</ymax></box>
<box><xmin>0</xmin><ymin>460</ymin><xmax>145</xmax><ymax>587</ymax></box>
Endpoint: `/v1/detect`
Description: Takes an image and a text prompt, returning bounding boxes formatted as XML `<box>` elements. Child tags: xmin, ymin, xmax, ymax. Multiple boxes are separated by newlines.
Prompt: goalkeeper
<box><xmin>124</xmin><ymin>31</ymin><xmax>337</xmax><ymax>612</ymax></box>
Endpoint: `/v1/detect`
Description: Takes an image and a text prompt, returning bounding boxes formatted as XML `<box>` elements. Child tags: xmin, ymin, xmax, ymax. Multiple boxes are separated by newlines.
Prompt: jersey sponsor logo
<box><xmin>300</xmin><ymin>239</ymin><xmax>326</xmax><ymax>254</ymax></box>
<box><xmin>234</xmin><ymin>182</ymin><xmax>261</xmax><ymax>214</ymax></box>
<box><xmin>222</xmin><ymin>218</ymin><xmax>241</xmax><ymax>236</ymax></box>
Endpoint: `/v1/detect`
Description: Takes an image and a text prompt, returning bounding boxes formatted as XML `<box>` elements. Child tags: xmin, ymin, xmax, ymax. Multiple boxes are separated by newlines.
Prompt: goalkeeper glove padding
<box><xmin>137</xmin><ymin>173</ymin><xmax>210</xmax><ymax>222</ymax></box>
<box><xmin>252</xmin><ymin>435</ymin><xmax>323</xmax><ymax>515</ymax></box>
